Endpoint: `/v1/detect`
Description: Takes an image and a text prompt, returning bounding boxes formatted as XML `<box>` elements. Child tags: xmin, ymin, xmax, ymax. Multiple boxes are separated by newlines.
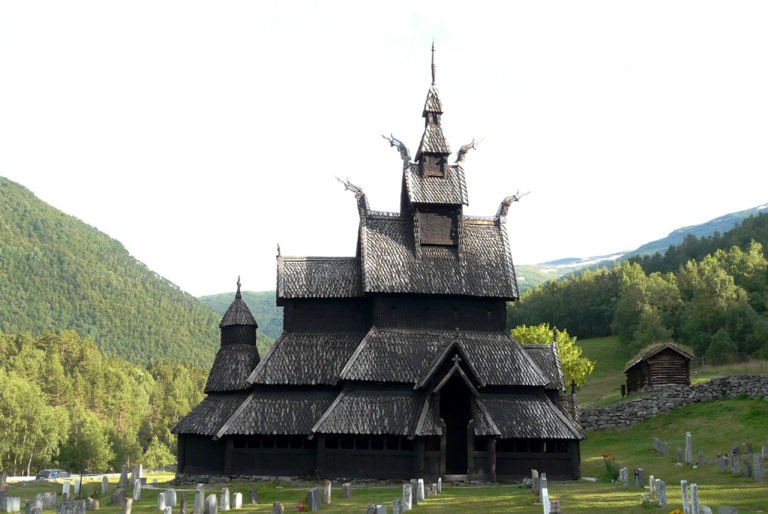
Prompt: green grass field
<box><xmin>5</xmin><ymin>337</ymin><xmax>767</xmax><ymax>513</ymax></box>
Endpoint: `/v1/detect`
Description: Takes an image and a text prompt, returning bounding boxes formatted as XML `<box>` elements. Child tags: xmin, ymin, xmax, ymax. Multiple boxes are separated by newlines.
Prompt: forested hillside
<box><xmin>0</xmin><ymin>330</ymin><xmax>204</xmax><ymax>475</ymax></box>
<box><xmin>508</xmin><ymin>213</ymin><xmax>768</xmax><ymax>363</ymax></box>
<box><xmin>0</xmin><ymin>177</ymin><xmax>223</xmax><ymax>368</ymax></box>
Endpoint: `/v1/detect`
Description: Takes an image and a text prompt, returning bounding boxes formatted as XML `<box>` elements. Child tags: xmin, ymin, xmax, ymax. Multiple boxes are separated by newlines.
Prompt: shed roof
<box><xmin>624</xmin><ymin>342</ymin><xmax>694</xmax><ymax>372</ymax></box>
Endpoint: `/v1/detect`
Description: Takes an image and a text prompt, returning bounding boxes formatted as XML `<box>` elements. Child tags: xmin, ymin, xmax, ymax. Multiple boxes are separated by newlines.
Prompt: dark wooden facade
<box><xmin>173</xmin><ymin>51</ymin><xmax>585</xmax><ymax>482</ymax></box>
<box><xmin>624</xmin><ymin>343</ymin><xmax>694</xmax><ymax>393</ymax></box>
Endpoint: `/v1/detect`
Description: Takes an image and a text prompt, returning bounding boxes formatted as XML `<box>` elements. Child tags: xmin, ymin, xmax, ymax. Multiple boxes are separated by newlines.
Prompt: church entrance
<box><xmin>439</xmin><ymin>373</ymin><xmax>473</xmax><ymax>475</ymax></box>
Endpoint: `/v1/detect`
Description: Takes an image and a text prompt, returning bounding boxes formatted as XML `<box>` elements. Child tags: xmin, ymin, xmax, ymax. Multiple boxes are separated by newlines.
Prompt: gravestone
<box><xmin>220</xmin><ymin>489</ymin><xmax>229</xmax><ymax>512</ymax></box>
<box><xmin>681</xmin><ymin>480</ymin><xmax>689</xmax><ymax>514</ymax></box>
<box><xmin>118</xmin><ymin>466</ymin><xmax>128</xmax><ymax>489</ymax></box>
<box><xmin>634</xmin><ymin>468</ymin><xmax>644</xmax><ymax>488</ymax></box>
<box><xmin>437</xmin><ymin>477</ymin><xmax>442</xmax><ymax>494</ymax></box>
<box><xmin>204</xmin><ymin>494</ymin><xmax>217</xmax><ymax>514</ymax></box>
<box><xmin>3</xmin><ymin>497</ymin><xmax>20</xmax><ymax>514</ymax></box>
<box><xmin>194</xmin><ymin>486</ymin><xmax>205</xmax><ymax>514</ymax></box>
<box><xmin>719</xmin><ymin>455</ymin><xmax>729</xmax><ymax>472</ymax></box>
<box><xmin>677</xmin><ymin>447</ymin><xmax>683</xmax><ymax>464</ymax></box>
<box><xmin>366</xmin><ymin>505</ymin><xmax>386</xmax><ymax>514</ymax></box>
<box><xmin>540</xmin><ymin>481</ymin><xmax>550</xmax><ymax>514</ymax></box>
<box><xmin>164</xmin><ymin>508</ymin><xmax>172</xmax><ymax>514</ymax></box>
<box><xmin>648</xmin><ymin>475</ymin><xmax>655</xmax><ymax>496</ymax></box>
<box><xmin>57</xmin><ymin>501</ymin><xmax>86</xmax><ymax>514</ymax></box>
<box><xmin>26</xmin><ymin>502</ymin><xmax>42</xmax><ymax>514</ymax></box>
<box><xmin>401</xmin><ymin>484</ymin><xmax>412</xmax><ymax>511</ymax></box>
<box><xmin>63</xmin><ymin>482</ymin><xmax>71</xmax><ymax>500</ymax></box>
<box><xmin>85</xmin><ymin>499</ymin><xmax>99</xmax><ymax>511</ymax></box>
<box><xmin>132</xmin><ymin>481</ymin><xmax>141</xmax><ymax>501</ymax></box>
<box><xmin>110</xmin><ymin>489</ymin><xmax>126</xmax><ymax>507</ymax></box>
<box><xmin>690</xmin><ymin>483</ymin><xmax>700</xmax><ymax>514</ymax></box>
<box><xmin>158</xmin><ymin>493</ymin><xmax>167</xmax><ymax>512</ymax></box>
<box><xmin>73</xmin><ymin>480</ymin><xmax>81</xmax><ymax>496</ymax></box>
<box><xmin>122</xmin><ymin>498</ymin><xmax>132</xmax><ymax>514</ymax></box>
<box><xmin>34</xmin><ymin>493</ymin><xmax>56</xmax><ymax>510</ymax></box>
<box><xmin>549</xmin><ymin>499</ymin><xmax>561</xmax><ymax>514</ymax></box>
<box><xmin>698</xmin><ymin>451</ymin><xmax>705</xmax><ymax>467</ymax></box>
<box><xmin>685</xmin><ymin>431</ymin><xmax>693</xmax><ymax>465</ymax></box>
<box><xmin>655</xmin><ymin>479</ymin><xmax>667</xmax><ymax>507</ymax></box>
<box><xmin>754</xmin><ymin>453</ymin><xmax>766</xmax><ymax>482</ymax></box>
<box><xmin>739</xmin><ymin>459</ymin><xmax>752</xmax><ymax>478</ymax></box>
<box><xmin>416</xmin><ymin>479</ymin><xmax>424</xmax><ymax>502</ymax></box>
<box><xmin>307</xmin><ymin>488</ymin><xmax>320</xmax><ymax>512</ymax></box>
<box><xmin>248</xmin><ymin>489</ymin><xmax>257</xmax><ymax>504</ymax></box>
<box><xmin>409</xmin><ymin>480</ymin><xmax>418</xmax><ymax>506</ymax></box>
<box><xmin>392</xmin><ymin>499</ymin><xmax>401</xmax><ymax>514</ymax></box>
<box><xmin>531</xmin><ymin>469</ymin><xmax>540</xmax><ymax>495</ymax></box>
<box><xmin>232</xmin><ymin>493</ymin><xmax>242</xmax><ymax>510</ymax></box>
<box><xmin>341</xmin><ymin>483</ymin><xmax>352</xmax><ymax>499</ymax></box>
<box><xmin>130</xmin><ymin>465</ymin><xmax>142</xmax><ymax>486</ymax></box>
<box><xmin>271</xmin><ymin>503</ymin><xmax>283</xmax><ymax>514</ymax></box>
<box><xmin>730</xmin><ymin>447</ymin><xmax>740</xmax><ymax>474</ymax></box>
<box><xmin>618</xmin><ymin>467</ymin><xmax>628</xmax><ymax>485</ymax></box>
<box><xmin>101</xmin><ymin>477</ymin><xmax>109</xmax><ymax>496</ymax></box>
<box><xmin>323</xmin><ymin>480</ymin><xmax>331</xmax><ymax>504</ymax></box>
<box><xmin>180</xmin><ymin>493</ymin><xmax>187</xmax><ymax>514</ymax></box>
<box><xmin>165</xmin><ymin>490</ymin><xmax>177</xmax><ymax>508</ymax></box>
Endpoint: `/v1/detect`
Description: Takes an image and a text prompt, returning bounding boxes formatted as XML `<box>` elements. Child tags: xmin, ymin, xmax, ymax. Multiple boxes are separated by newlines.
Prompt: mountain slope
<box><xmin>0</xmin><ymin>177</ymin><xmax>221</xmax><ymax>368</ymax></box>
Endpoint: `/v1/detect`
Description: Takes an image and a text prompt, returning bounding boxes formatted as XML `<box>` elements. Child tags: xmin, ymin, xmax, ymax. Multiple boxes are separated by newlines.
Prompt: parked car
<box><xmin>35</xmin><ymin>469</ymin><xmax>70</xmax><ymax>480</ymax></box>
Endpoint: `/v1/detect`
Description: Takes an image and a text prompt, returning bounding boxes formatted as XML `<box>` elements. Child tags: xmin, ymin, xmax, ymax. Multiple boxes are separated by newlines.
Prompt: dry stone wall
<box><xmin>579</xmin><ymin>375</ymin><xmax>768</xmax><ymax>432</ymax></box>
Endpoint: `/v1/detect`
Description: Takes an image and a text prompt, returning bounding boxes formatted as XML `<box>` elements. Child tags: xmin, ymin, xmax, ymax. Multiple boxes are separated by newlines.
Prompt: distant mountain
<box><xmin>199</xmin><ymin>291</ymin><xmax>283</xmax><ymax>341</ymax></box>
<box><xmin>517</xmin><ymin>203</ymin><xmax>768</xmax><ymax>287</ymax></box>
<box><xmin>0</xmin><ymin>177</ymin><xmax>228</xmax><ymax>368</ymax></box>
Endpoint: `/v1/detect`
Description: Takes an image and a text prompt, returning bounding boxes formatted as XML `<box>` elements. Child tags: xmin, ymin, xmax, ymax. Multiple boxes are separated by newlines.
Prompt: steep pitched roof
<box><xmin>248</xmin><ymin>330</ymin><xmax>365</xmax><ymax>386</ymax></box>
<box><xmin>359</xmin><ymin>216</ymin><xmax>518</xmax><ymax>298</ymax></box>
<box><xmin>415</xmin><ymin>85</ymin><xmax>450</xmax><ymax>159</ymax></box>
<box><xmin>403</xmin><ymin>162</ymin><xmax>468</xmax><ymax>205</ymax></box>
<box><xmin>172</xmin><ymin>393</ymin><xmax>248</xmax><ymax>436</ymax></box>
<box><xmin>522</xmin><ymin>343</ymin><xmax>566</xmax><ymax>391</ymax></box>
<box><xmin>478</xmin><ymin>392</ymin><xmax>586</xmax><ymax>440</ymax></box>
<box><xmin>339</xmin><ymin>327</ymin><xmax>548</xmax><ymax>387</ymax></box>
<box><xmin>220</xmin><ymin>281</ymin><xmax>258</xmax><ymax>328</ymax></box>
<box><xmin>277</xmin><ymin>256</ymin><xmax>363</xmax><ymax>301</ymax></box>
<box><xmin>311</xmin><ymin>388</ymin><xmax>436</xmax><ymax>436</ymax></box>
<box><xmin>205</xmin><ymin>344</ymin><xmax>261</xmax><ymax>393</ymax></box>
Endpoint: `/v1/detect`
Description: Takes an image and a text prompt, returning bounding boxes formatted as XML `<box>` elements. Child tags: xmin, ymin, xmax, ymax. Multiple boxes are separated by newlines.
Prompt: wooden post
<box><xmin>466</xmin><ymin>420</ymin><xmax>475</xmax><ymax>477</ymax></box>
<box><xmin>487</xmin><ymin>438</ymin><xmax>497</xmax><ymax>483</ymax></box>
<box><xmin>439</xmin><ymin>419</ymin><xmax>447</xmax><ymax>478</ymax></box>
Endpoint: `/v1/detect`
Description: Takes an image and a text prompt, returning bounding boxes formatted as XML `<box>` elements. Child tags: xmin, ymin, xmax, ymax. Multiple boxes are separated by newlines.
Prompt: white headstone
<box><xmin>232</xmin><ymin>493</ymin><xmax>242</xmax><ymax>510</ymax></box>
<box><xmin>416</xmin><ymin>479</ymin><xmax>425</xmax><ymax>502</ymax></box>
<box><xmin>102</xmin><ymin>477</ymin><xmax>109</xmax><ymax>496</ymax></box>
<box><xmin>690</xmin><ymin>483</ymin><xmax>700</xmax><ymax>514</ymax></box>
<box><xmin>220</xmin><ymin>488</ymin><xmax>229</xmax><ymax>512</ymax></box>
<box><xmin>165</xmin><ymin>490</ymin><xmax>177</xmax><ymax>508</ymax></box>
<box><xmin>204</xmin><ymin>494</ymin><xmax>217</xmax><ymax>514</ymax></box>
<box><xmin>193</xmin><ymin>489</ymin><xmax>204</xmax><ymax>514</ymax></box>
<box><xmin>133</xmin><ymin>480</ymin><xmax>142</xmax><ymax>501</ymax></box>
<box><xmin>164</xmin><ymin>507</ymin><xmax>172</xmax><ymax>514</ymax></box>
<box><xmin>681</xmin><ymin>480</ymin><xmax>689</xmax><ymax>514</ymax></box>
<box><xmin>437</xmin><ymin>477</ymin><xmax>442</xmax><ymax>494</ymax></box>
<box><xmin>685</xmin><ymin>432</ymin><xmax>693</xmax><ymax>466</ymax></box>
<box><xmin>401</xmin><ymin>484</ymin><xmax>412</xmax><ymax>512</ymax></box>
<box><xmin>158</xmin><ymin>493</ymin><xmax>167</xmax><ymax>512</ymax></box>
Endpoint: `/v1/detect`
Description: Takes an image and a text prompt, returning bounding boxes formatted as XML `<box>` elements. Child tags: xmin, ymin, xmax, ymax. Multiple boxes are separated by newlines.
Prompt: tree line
<box><xmin>0</xmin><ymin>330</ymin><xmax>206</xmax><ymax>476</ymax></box>
<box><xmin>507</xmin><ymin>213</ymin><xmax>768</xmax><ymax>363</ymax></box>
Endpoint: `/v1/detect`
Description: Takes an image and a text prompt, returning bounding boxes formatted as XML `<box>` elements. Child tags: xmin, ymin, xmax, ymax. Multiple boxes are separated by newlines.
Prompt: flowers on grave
<box><xmin>292</xmin><ymin>503</ymin><xmax>308</xmax><ymax>512</ymax></box>
<box><xmin>600</xmin><ymin>452</ymin><xmax>620</xmax><ymax>482</ymax></box>
<box><xmin>669</xmin><ymin>510</ymin><xmax>684</xmax><ymax>514</ymax></box>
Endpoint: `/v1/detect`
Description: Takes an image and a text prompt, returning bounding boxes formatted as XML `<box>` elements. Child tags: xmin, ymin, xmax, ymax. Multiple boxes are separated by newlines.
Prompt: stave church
<box><xmin>173</xmin><ymin>48</ymin><xmax>585</xmax><ymax>482</ymax></box>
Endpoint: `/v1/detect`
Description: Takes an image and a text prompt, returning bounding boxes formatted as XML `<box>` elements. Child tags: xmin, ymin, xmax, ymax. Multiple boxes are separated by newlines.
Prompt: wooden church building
<box><xmin>173</xmin><ymin>51</ymin><xmax>585</xmax><ymax>482</ymax></box>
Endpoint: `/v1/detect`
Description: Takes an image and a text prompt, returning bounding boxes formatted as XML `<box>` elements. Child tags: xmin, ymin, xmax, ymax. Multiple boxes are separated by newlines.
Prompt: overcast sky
<box><xmin>2</xmin><ymin>1</ymin><xmax>767</xmax><ymax>296</ymax></box>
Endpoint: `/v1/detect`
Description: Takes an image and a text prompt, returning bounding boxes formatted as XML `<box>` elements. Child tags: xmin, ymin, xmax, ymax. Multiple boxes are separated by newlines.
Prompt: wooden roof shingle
<box><xmin>522</xmin><ymin>343</ymin><xmax>566</xmax><ymax>391</ymax></box>
<box><xmin>360</xmin><ymin>216</ymin><xmax>518</xmax><ymax>298</ymax></box>
<box><xmin>277</xmin><ymin>256</ymin><xmax>363</xmax><ymax>300</ymax></box>
<box><xmin>478</xmin><ymin>393</ymin><xmax>586</xmax><ymax>440</ymax></box>
<box><xmin>404</xmin><ymin>163</ymin><xmax>468</xmax><ymax>205</ymax></box>
<box><xmin>172</xmin><ymin>393</ymin><xmax>248</xmax><ymax>436</ymax></box>
<box><xmin>248</xmin><ymin>331</ymin><xmax>365</xmax><ymax>386</ymax></box>
<box><xmin>205</xmin><ymin>344</ymin><xmax>261</xmax><ymax>393</ymax></box>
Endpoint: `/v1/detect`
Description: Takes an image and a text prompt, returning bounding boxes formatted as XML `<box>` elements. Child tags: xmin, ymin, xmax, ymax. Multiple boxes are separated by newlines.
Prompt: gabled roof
<box><xmin>205</xmin><ymin>344</ymin><xmax>261</xmax><ymax>393</ymax></box>
<box><xmin>339</xmin><ymin>327</ymin><xmax>548</xmax><ymax>387</ymax></box>
<box><xmin>478</xmin><ymin>392</ymin><xmax>586</xmax><ymax>440</ymax></box>
<box><xmin>403</xmin><ymin>162</ymin><xmax>468</xmax><ymax>205</ymax></box>
<box><xmin>359</xmin><ymin>216</ymin><xmax>518</xmax><ymax>298</ymax></box>
<box><xmin>172</xmin><ymin>393</ymin><xmax>249</xmax><ymax>436</ymax></box>
<box><xmin>277</xmin><ymin>256</ymin><xmax>363</xmax><ymax>301</ymax></box>
<box><xmin>311</xmin><ymin>388</ymin><xmax>435</xmax><ymax>437</ymax></box>
<box><xmin>522</xmin><ymin>343</ymin><xmax>566</xmax><ymax>391</ymax></box>
<box><xmin>248</xmin><ymin>330</ymin><xmax>365</xmax><ymax>386</ymax></box>
<box><xmin>624</xmin><ymin>342</ymin><xmax>694</xmax><ymax>372</ymax></box>
<box><xmin>217</xmin><ymin>389</ymin><xmax>338</xmax><ymax>437</ymax></box>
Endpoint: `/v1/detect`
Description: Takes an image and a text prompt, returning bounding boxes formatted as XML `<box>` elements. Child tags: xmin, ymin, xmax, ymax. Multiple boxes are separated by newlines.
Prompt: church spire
<box><xmin>416</xmin><ymin>43</ymin><xmax>450</xmax><ymax>167</ymax></box>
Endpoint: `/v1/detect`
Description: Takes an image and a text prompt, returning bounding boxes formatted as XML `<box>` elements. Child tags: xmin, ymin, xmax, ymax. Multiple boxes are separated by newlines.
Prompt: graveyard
<box><xmin>2</xmin><ymin>394</ymin><xmax>766</xmax><ymax>514</ymax></box>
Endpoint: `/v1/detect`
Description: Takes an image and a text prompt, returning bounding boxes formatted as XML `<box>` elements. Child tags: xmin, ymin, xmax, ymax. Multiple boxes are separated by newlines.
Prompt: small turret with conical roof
<box><xmin>205</xmin><ymin>277</ymin><xmax>261</xmax><ymax>393</ymax></box>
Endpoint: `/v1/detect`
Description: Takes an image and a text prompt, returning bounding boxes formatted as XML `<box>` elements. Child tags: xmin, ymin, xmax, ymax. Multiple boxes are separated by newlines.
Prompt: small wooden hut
<box><xmin>173</xmin><ymin>48</ymin><xmax>585</xmax><ymax>482</ymax></box>
<box><xmin>624</xmin><ymin>342</ymin><xmax>694</xmax><ymax>393</ymax></box>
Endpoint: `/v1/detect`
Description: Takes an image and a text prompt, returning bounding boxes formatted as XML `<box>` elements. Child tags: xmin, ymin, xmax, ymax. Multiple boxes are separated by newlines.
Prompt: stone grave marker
<box><xmin>540</xmin><ymin>478</ymin><xmax>550</xmax><ymax>514</ymax></box>
<box><xmin>341</xmin><ymin>483</ymin><xmax>352</xmax><ymax>499</ymax></box>
<box><xmin>180</xmin><ymin>493</ymin><xmax>187</xmax><ymax>514</ymax></box>
<box><xmin>204</xmin><ymin>494</ymin><xmax>217</xmax><ymax>514</ymax></box>
<box><xmin>271</xmin><ymin>503</ymin><xmax>283</xmax><ymax>514</ymax></box>
<box><xmin>85</xmin><ymin>498</ymin><xmax>99</xmax><ymax>511</ymax></box>
<box><xmin>685</xmin><ymin>431</ymin><xmax>693</xmax><ymax>465</ymax></box>
<box><xmin>634</xmin><ymin>468</ymin><xmax>644</xmax><ymax>488</ymax></box>
<box><xmin>165</xmin><ymin>490</ymin><xmax>177</xmax><ymax>508</ymax></box>
<box><xmin>690</xmin><ymin>483</ymin><xmax>700</xmax><ymax>514</ymax></box>
<box><xmin>416</xmin><ymin>479</ymin><xmax>425</xmax><ymax>502</ymax></box>
<box><xmin>719</xmin><ymin>455</ymin><xmax>729</xmax><ymax>472</ymax></box>
<box><xmin>130</xmin><ymin>465</ymin><xmax>142</xmax><ymax>486</ymax></box>
<box><xmin>648</xmin><ymin>475</ymin><xmax>655</xmax><ymax>496</ymax></box>
<box><xmin>57</xmin><ymin>500</ymin><xmax>86</xmax><ymax>514</ymax></box>
<box><xmin>618</xmin><ymin>467</ymin><xmax>628</xmax><ymax>486</ymax></box>
<box><xmin>122</xmin><ymin>498</ymin><xmax>132</xmax><ymax>514</ymax></box>
<box><xmin>118</xmin><ymin>466</ymin><xmax>128</xmax><ymax>489</ymax></box>
<box><xmin>164</xmin><ymin>508</ymin><xmax>172</xmax><ymax>514</ymax></box>
<box><xmin>754</xmin><ymin>453</ymin><xmax>766</xmax><ymax>482</ymax></box>
<box><xmin>232</xmin><ymin>493</ymin><xmax>242</xmax><ymax>510</ymax></box>
<box><xmin>101</xmin><ymin>477</ymin><xmax>109</xmax><ymax>496</ymax></box>
<box><xmin>655</xmin><ymin>479</ymin><xmax>667</xmax><ymax>507</ymax></box>
<box><xmin>158</xmin><ymin>492</ymin><xmax>167</xmax><ymax>512</ymax></box>
<box><xmin>248</xmin><ymin>489</ymin><xmax>257</xmax><ymax>504</ymax></box>
<box><xmin>681</xmin><ymin>480</ymin><xmax>690</xmax><ymax>514</ymax></box>
<box><xmin>549</xmin><ymin>499</ymin><xmax>561</xmax><ymax>514</ymax></box>
<box><xmin>132</xmin><ymin>481</ymin><xmax>141</xmax><ymax>501</ymax></box>
<box><xmin>366</xmin><ymin>505</ymin><xmax>386</xmax><ymax>514</ymax></box>
<box><xmin>698</xmin><ymin>451</ymin><xmax>705</xmax><ymax>467</ymax></box>
<box><xmin>307</xmin><ymin>488</ymin><xmax>320</xmax><ymax>512</ymax></box>
<box><xmin>193</xmin><ymin>486</ymin><xmax>205</xmax><ymax>514</ymax></box>
<box><xmin>717</xmin><ymin>507</ymin><xmax>738</xmax><ymax>514</ymax></box>
<box><xmin>677</xmin><ymin>447</ymin><xmax>683</xmax><ymax>464</ymax></box>
<box><xmin>531</xmin><ymin>469</ymin><xmax>540</xmax><ymax>495</ymax></box>
<box><xmin>34</xmin><ymin>493</ymin><xmax>56</xmax><ymax>510</ymax></box>
<box><xmin>110</xmin><ymin>489</ymin><xmax>126</xmax><ymax>507</ymax></box>
<box><xmin>0</xmin><ymin>471</ymin><xmax>6</xmax><ymax>492</ymax></box>
<box><xmin>26</xmin><ymin>501</ymin><xmax>42</xmax><ymax>514</ymax></box>
<box><xmin>437</xmin><ymin>477</ymin><xmax>442</xmax><ymax>494</ymax></box>
<box><xmin>3</xmin><ymin>497</ymin><xmax>20</xmax><ymax>514</ymax></box>
<box><xmin>401</xmin><ymin>484</ymin><xmax>412</xmax><ymax>511</ymax></box>
<box><xmin>323</xmin><ymin>480</ymin><xmax>331</xmax><ymax>504</ymax></box>
<box><xmin>63</xmin><ymin>482</ymin><xmax>71</xmax><ymax>500</ymax></box>
<box><xmin>392</xmin><ymin>498</ymin><xmax>401</xmax><ymax>514</ymax></box>
<box><xmin>219</xmin><ymin>489</ymin><xmax>229</xmax><ymax>512</ymax></box>
<box><xmin>409</xmin><ymin>480</ymin><xmax>418</xmax><ymax>507</ymax></box>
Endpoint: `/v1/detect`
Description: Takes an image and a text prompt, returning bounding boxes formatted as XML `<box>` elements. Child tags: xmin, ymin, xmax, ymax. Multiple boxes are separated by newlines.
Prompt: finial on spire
<box><xmin>235</xmin><ymin>276</ymin><xmax>242</xmax><ymax>299</ymax></box>
<box><xmin>431</xmin><ymin>40</ymin><xmax>436</xmax><ymax>85</ymax></box>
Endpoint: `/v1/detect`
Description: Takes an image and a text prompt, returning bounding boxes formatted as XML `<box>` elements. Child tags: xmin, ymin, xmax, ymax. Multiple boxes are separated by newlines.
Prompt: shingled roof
<box><xmin>277</xmin><ymin>256</ymin><xmax>363</xmax><ymax>301</ymax></box>
<box><xmin>522</xmin><ymin>343</ymin><xmax>566</xmax><ymax>391</ymax></box>
<box><xmin>205</xmin><ymin>344</ymin><xmax>261</xmax><ymax>393</ymax></box>
<box><xmin>478</xmin><ymin>392</ymin><xmax>586</xmax><ymax>439</ymax></box>
<box><xmin>415</xmin><ymin>84</ymin><xmax>450</xmax><ymax>160</ymax></box>
<box><xmin>220</xmin><ymin>281</ymin><xmax>258</xmax><ymax>328</ymax></box>
<box><xmin>403</xmin><ymin>162</ymin><xmax>468</xmax><ymax>205</ymax></box>
<box><xmin>172</xmin><ymin>393</ymin><xmax>248</xmax><ymax>436</ymax></box>
<box><xmin>359</xmin><ymin>216</ymin><xmax>518</xmax><ymax>298</ymax></box>
<box><xmin>248</xmin><ymin>331</ymin><xmax>366</xmax><ymax>386</ymax></box>
<box><xmin>340</xmin><ymin>327</ymin><xmax>548</xmax><ymax>387</ymax></box>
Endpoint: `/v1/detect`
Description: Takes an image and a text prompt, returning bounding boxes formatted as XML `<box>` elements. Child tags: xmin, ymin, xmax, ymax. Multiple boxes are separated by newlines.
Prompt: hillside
<box><xmin>0</xmin><ymin>177</ymin><xmax>223</xmax><ymax>368</ymax></box>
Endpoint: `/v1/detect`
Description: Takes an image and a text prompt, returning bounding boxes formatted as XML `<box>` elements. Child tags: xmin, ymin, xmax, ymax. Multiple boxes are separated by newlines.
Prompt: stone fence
<box><xmin>579</xmin><ymin>375</ymin><xmax>768</xmax><ymax>432</ymax></box>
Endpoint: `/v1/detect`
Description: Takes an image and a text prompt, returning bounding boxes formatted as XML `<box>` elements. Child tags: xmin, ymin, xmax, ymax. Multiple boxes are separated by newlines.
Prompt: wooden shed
<box><xmin>173</xmin><ymin>47</ymin><xmax>585</xmax><ymax>483</ymax></box>
<box><xmin>624</xmin><ymin>342</ymin><xmax>694</xmax><ymax>393</ymax></box>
